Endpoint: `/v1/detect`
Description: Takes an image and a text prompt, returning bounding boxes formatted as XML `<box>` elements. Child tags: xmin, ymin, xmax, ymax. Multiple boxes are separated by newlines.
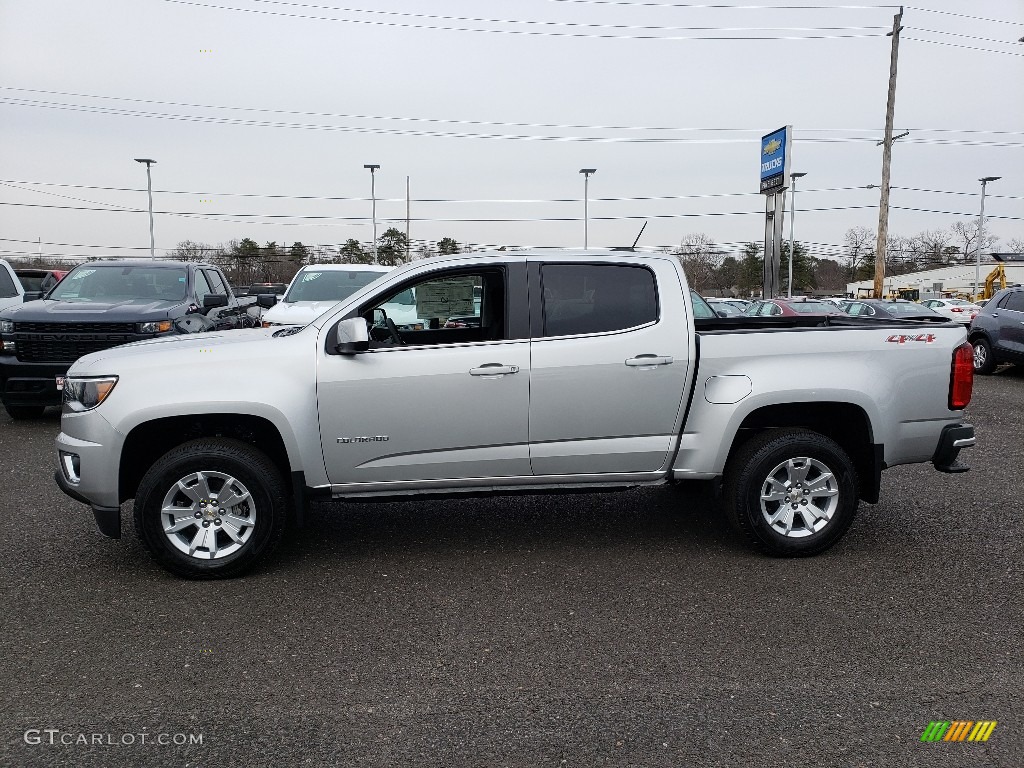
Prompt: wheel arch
<box><xmin>726</xmin><ymin>401</ymin><xmax>881</xmax><ymax>504</ymax></box>
<box><xmin>119</xmin><ymin>414</ymin><xmax>294</xmax><ymax>504</ymax></box>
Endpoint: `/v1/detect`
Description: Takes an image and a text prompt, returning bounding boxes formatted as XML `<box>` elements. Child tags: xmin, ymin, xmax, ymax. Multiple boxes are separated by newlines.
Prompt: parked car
<box><xmin>743</xmin><ymin>298</ymin><xmax>843</xmax><ymax>317</ymax></box>
<box><xmin>0</xmin><ymin>259</ymin><xmax>27</xmax><ymax>314</ymax></box>
<box><xmin>15</xmin><ymin>268</ymin><xmax>68</xmax><ymax>296</ymax></box>
<box><xmin>968</xmin><ymin>286</ymin><xmax>1024</xmax><ymax>374</ymax></box>
<box><xmin>0</xmin><ymin>260</ymin><xmax>256</xmax><ymax>419</ymax></box>
<box><xmin>53</xmin><ymin>250</ymin><xmax>974</xmax><ymax>578</ymax></box>
<box><xmin>260</xmin><ymin>264</ymin><xmax>395</xmax><ymax>327</ymax></box>
<box><xmin>722</xmin><ymin>299</ymin><xmax>752</xmax><ymax>311</ymax></box>
<box><xmin>245</xmin><ymin>282</ymin><xmax>288</xmax><ymax>298</ymax></box>
<box><xmin>922</xmin><ymin>298</ymin><xmax>981</xmax><ymax>325</ymax></box>
<box><xmin>705</xmin><ymin>299</ymin><xmax>744</xmax><ymax>317</ymax></box>
<box><xmin>842</xmin><ymin>299</ymin><xmax>947</xmax><ymax>321</ymax></box>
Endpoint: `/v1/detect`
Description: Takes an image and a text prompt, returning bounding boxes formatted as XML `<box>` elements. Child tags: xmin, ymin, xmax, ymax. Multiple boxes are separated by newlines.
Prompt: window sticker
<box><xmin>416</xmin><ymin>277</ymin><xmax>477</xmax><ymax>317</ymax></box>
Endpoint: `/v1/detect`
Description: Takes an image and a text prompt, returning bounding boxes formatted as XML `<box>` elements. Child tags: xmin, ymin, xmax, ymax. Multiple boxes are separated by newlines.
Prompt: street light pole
<box><xmin>579</xmin><ymin>168</ymin><xmax>596</xmax><ymax>249</ymax></box>
<box><xmin>134</xmin><ymin>158</ymin><xmax>157</xmax><ymax>258</ymax></box>
<box><xmin>975</xmin><ymin>176</ymin><xmax>1001</xmax><ymax>300</ymax></box>
<box><xmin>787</xmin><ymin>172</ymin><xmax>806</xmax><ymax>298</ymax></box>
<box><xmin>364</xmin><ymin>164</ymin><xmax>380</xmax><ymax>264</ymax></box>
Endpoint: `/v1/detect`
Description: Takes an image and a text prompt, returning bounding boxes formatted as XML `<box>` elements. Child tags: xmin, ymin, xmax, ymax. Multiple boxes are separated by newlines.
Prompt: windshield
<box><xmin>708</xmin><ymin>301</ymin><xmax>742</xmax><ymax>316</ymax></box>
<box><xmin>887</xmin><ymin>302</ymin><xmax>938</xmax><ymax>316</ymax></box>
<box><xmin>284</xmin><ymin>269</ymin><xmax>386</xmax><ymax>303</ymax></box>
<box><xmin>48</xmin><ymin>265</ymin><xmax>188</xmax><ymax>302</ymax></box>
<box><xmin>789</xmin><ymin>301</ymin><xmax>834</xmax><ymax>314</ymax></box>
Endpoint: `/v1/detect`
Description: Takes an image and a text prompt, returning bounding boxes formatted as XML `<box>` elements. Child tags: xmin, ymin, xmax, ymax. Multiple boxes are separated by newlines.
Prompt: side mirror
<box><xmin>256</xmin><ymin>293</ymin><xmax>278</xmax><ymax>309</ymax></box>
<box><xmin>332</xmin><ymin>317</ymin><xmax>369</xmax><ymax>355</ymax></box>
<box><xmin>716</xmin><ymin>310</ymin><xmax>727</xmax><ymax>317</ymax></box>
<box><xmin>23</xmin><ymin>291</ymin><xmax>44</xmax><ymax>302</ymax></box>
<box><xmin>203</xmin><ymin>294</ymin><xmax>228</xmax><ymax>310</ymax></box>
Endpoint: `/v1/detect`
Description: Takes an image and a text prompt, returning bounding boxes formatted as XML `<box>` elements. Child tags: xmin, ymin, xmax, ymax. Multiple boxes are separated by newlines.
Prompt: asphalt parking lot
<box><xmin>2</xmin><ymin>368</ymin><xmax>1022</xmax><ymax>768</ymax></box>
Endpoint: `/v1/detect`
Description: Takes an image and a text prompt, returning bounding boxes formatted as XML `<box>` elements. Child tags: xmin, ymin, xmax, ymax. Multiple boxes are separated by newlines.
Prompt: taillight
<box><xmin>950</xmin><ymin>307</ymin><xmax>963</xmax><ymax>312</ymax></box>
<box><xmin>949</xmin><ymin>342</ymin><xmax>973</xmax><ymax>410</ymax></box>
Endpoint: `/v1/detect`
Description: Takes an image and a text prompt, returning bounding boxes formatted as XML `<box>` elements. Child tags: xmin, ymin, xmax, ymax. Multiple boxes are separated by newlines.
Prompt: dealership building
<box><xmin>846</xmin><ymin>257</ymin><xmax>1024</xmax><ymax>298</ymax></box>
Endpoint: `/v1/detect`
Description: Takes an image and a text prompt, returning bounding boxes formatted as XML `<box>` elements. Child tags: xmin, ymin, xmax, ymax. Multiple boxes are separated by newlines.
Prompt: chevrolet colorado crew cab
<box><xmin>0</xmin><ymin>260</ymin><xmax>255</xmax><ymax>419</ymax></box>
<box><xmin>52</xmin><ymin>251</ymin><xmax>977</xmax><ymax>578</ymax></box>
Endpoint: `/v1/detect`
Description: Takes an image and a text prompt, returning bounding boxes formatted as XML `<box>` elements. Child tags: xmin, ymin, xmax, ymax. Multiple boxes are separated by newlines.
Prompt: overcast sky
<box><xmin>1</xmin><ymin>0</ymin><xmax>1022</xmax><ymax>264</ymax></box>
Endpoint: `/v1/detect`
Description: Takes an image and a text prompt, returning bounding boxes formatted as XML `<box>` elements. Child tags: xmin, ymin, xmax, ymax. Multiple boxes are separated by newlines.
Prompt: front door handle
<box><xmin>625</xmin><ymin>355</ymin><xmax>673</xmax><ymax>367</ymax></box>
<box><xmin>469</xmin><ymin>363</ymin><xmax>520</xmax><ymax>376</ymax></box>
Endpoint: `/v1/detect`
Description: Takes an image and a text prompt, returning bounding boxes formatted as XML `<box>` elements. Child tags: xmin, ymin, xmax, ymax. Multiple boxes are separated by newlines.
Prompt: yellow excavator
<box><xmin>978</xmin><ymin>253</ymin><xmax>1024</xmax><ymax>301</ymax></box>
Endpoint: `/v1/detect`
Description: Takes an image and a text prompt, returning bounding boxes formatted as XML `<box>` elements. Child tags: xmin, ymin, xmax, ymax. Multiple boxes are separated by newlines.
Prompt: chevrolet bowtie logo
<box><xmin>763</xmin><ymin>138</ymin><xmax>782</xmax><ymax>155</ymax></box>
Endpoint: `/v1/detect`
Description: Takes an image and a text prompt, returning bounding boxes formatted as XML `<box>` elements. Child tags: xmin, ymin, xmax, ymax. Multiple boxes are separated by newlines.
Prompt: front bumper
<box><xmin>54</xmin><ymin>469</ymin><xmax>121</xmax><ymax>538</ymax></box>
<box><xmin>932</xmin><ymin>423</ymin><xmax>975</xmax><ymax>473</ymax></box>
<box><xmin>54</xmin><ymin>413</ymin><xmax>125</xmax><ymax>538</ymax></box>
<box><xmin>0</xmin><ymin>359</ymin><xmax>69</xmax><ymax>407</ymax></box>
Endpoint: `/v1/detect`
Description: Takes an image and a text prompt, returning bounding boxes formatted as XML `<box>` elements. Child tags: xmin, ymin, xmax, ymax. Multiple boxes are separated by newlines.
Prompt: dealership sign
<box><xmin>760</xmin><ymin>126</ymin><xmax>792</xmax><ymax>194</ymax></box>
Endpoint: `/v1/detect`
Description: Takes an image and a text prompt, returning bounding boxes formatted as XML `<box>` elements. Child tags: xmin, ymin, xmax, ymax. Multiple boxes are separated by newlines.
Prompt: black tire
<box><xmin>133</xmin><ymin>438</ymin><xmax>288</xmax><ymax>579</ymax></box>
<box><xmin>4</xmin><ymin>404</ymin><xmax>46</xmax><ymax>420</ymax></box>
<box><xmin>723</xmin><ymin>428</ymin><xmax>859</xmax><ymax>557</ymax></box>
<box><xmin>971</xmin><ymin>336</ymin><xmax>997</xmax><ymax>375</ymax></box>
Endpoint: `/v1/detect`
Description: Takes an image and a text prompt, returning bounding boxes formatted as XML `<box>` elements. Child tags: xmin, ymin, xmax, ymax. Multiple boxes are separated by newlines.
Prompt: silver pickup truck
<box><xmin>53</xmin><ymin>251</ymin><xmax>976</xmax><ymax>578</ymax></box>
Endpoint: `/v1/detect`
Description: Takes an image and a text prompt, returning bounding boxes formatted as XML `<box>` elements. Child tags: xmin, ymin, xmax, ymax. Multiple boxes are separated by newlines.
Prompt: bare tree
<box><xmin>910</xmin><ymin>229</ymin><xmax>956</xmax><ymax>268</ymax></box>
<box><xmin>673</xmin><ymin>233</ymin><xmax>722</xmax><ymax>293</ymax></box>
<box><xmin>843</xmin><ymin>226</ymin><xmax>875</xmax><ymax>280</ymax></box>
<box><xmin>951</xmin><ymin>219</ymin><xmax>999</xmax><ymax>265</ymax></box>
<box><xmin>169</xmin><ymin>240</ymin><xmax>210</xmax><ymax>262</ymax></box>
<box><xmin>1005</xmin><ymin>238</ymin><xmax>1024</xmax><ymax>254</ymax></box>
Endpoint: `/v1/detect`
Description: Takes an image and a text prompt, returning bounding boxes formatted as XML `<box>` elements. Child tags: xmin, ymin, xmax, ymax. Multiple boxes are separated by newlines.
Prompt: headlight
<box><xmin>63</xmin><ymin>376</ymin><xmax>118</xmax><ymax>411</ymax></box>
<box><xmin>0</xmin><ymin>319</ymin><xmax>13</xmax><ymax>333</ymax></box>
<box><xmin>137</xmin><ymin>320</ymin><xmax>172</xmax><ymax>333</ymax></box>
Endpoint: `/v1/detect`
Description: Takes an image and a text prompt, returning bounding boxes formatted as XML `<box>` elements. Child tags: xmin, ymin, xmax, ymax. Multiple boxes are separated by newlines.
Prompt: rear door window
<box><xmin>1003</xmin><ymin>292</ymin><xmax>1024</xmax><ymax>313</ymax></box>
<box><xmin>539</xmin><ymin>264</ymin><xmax>657</xmax><ymax>337</ymax></box>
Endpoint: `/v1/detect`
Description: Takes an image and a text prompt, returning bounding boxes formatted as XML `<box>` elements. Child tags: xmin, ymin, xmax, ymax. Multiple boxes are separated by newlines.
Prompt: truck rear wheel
<box><xmin>723</xmin><ymin>429</ymin><xmax>858</xmax><ymax>557</ymax></box>
<box><xmin>133</xmin><ymin>438</ymin><xmax>288</xmax><ymax>579</ymax></box>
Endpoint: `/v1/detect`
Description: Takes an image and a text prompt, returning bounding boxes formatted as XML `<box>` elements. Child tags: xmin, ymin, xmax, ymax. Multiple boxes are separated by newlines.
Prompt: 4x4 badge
<box><xmin>886</xmin><ymin>334</ymin><xmax>936</xmax><ymax>344</ymax></box>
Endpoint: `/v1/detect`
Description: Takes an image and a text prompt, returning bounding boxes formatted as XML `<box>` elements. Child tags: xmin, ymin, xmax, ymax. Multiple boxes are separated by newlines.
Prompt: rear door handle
<box><xmin>625</xmin><ymin>355</ymin><xmax>673</xmax><ymax>367</ymax></box>
<box><xmin>469</xmin><ymin>363</ymin><xmax>520</xmax><ymax>376</ymax></box>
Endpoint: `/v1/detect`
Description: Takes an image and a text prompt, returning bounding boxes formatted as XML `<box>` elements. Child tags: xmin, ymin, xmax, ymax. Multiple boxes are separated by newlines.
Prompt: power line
<box><xmin>160</xmin><ymin>0</ymin><xmax>889</xmax><ymax>39</ymax></box>
<box><xmin>4</xmin><ymin>178</ymin><xmax>1022</xmax><ymax>204</ymax></box>
<box><xmin>905</xmin><ymin>6</ymin><xmax>1022</xmax><ymax>26</ymax></box>
<box><xmin>10</xmin><ymin>198</ymin><xmax>1021</xmax><ymax>222</ymax></box>
<box><xmin>913</xmin><ymin>27</ymin><xmax>1024</xmax><ymax>46</ymax></box>
<box><xmin>3</xmin><ymin>88</ymin><xmax>1020</xmax><ymax>138</ymax></box>
<box><xmin>547</xmin><ymin>1</ymin><xmax>897</xmax><ymax>9</ymax></box>
<box><xmin>5</xmin><ymin>96</ymin><xmax>1023</xmax><ymax>147</ymax></box>
<box><xmin>904</xmin><ymin>37</ymin><xmax>1024</xmax><ymax>57</ymax></box>
<box><xmin>244</xmin><ymin>0</ymin><xmax>889</xmax><ymax>32</ymax></box>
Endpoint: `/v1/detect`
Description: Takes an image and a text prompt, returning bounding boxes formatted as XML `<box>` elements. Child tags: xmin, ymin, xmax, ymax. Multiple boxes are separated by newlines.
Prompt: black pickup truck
<box><xmin>0</xmin><ymin>260</ymin><xmax>256</xmax><ymax>419</ymax></box>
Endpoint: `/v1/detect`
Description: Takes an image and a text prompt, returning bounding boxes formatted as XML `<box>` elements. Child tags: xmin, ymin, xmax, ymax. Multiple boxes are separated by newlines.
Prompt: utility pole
<box><xmin>405</xmin><ymin>175</ymin><xmax>410</xmax><ymax>262</ymax></box>
<box><xmin>873</xmin><ymin>6</ymin><xmax>903</xmax><ymax>298</ymax></box>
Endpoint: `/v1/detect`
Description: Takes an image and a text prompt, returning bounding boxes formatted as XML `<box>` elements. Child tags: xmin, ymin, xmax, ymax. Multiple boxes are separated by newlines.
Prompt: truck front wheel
<box><xmin>723</xmin><ymin>429</ymin><xmax>859</xmax><ymax>557</ymax></box>
<box><xmin>133</xmin><ymin>438</ymin><xmax>288</xmax><ymax>579</ymax></box>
